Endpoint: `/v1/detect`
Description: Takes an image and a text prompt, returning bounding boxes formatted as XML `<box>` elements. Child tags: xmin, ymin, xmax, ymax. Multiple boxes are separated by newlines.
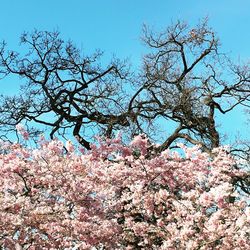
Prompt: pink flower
<box><xmin>0</xmin><ymin>136</ymin><xmax>248</xmax><ymax>249</ymax></box>
<box><xmin>66</xmin><ymin>140</ymin><xmax>74</xmax><ymax>153</ymax></box>
<box><xmin>16</xmin><ymin>124</ymin><xmax>29</xmax><ymax>140</ymax></box>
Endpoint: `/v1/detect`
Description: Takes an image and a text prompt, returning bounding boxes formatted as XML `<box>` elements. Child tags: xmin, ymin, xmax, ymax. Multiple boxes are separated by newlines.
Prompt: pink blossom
<box><xmin>0</xmin><ymin>135</ymin><xmax>249</xmax><ymax>249</ymax></box>
<box><xmin>16</xmin><ymin>124</ymin><xmax>29</xmax><ymax>140</ymax></box>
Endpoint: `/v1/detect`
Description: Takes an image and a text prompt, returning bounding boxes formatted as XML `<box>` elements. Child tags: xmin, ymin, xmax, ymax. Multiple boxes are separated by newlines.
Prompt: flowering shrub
<box><xmin>0</xmin><ymin>132</ymin><xmax>249</xmax><ymax>249</ymax></box>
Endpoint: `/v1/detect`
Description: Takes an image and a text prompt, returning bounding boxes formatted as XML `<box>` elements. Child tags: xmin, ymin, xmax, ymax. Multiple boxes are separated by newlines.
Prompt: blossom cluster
<box><xmin>0</xmin><ymin>133</ymin><xmax>249</xmax><ymax>249</ymax></box>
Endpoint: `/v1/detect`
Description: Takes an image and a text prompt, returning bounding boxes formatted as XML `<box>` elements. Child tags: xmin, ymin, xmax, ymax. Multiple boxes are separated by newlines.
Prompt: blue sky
<box><xmin>0</xmin><ymin>0</ymin><xmax>249</xmax><ymax>143</ymax></box>
<box><xmin>1</xmin><ymin>1</ymin><xmax>250</xmax><ymax>60</ymax></box>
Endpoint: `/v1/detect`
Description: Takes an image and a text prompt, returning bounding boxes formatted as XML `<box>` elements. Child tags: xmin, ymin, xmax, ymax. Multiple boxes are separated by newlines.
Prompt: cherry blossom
<box><xmin>0</xmin><ymin>133</ymin><xmax>249</xmax><ymax>249</ymax></box>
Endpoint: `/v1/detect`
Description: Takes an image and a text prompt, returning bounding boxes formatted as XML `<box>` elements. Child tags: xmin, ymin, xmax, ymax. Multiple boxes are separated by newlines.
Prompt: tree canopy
<box><xmin>0</xmin><ymin>133</ymin><xmax>249</xmax><ymax>249</ymax></box>
<box><xmin>0</xmin><ymin>19</ymin><xmax>250</xmax><ymax>249</ymax></box>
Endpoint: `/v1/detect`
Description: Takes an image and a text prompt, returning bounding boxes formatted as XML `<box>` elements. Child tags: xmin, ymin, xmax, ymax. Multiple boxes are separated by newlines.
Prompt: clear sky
<box><xmin>0</xmin><ymin>0</ymin><xmax>249</xmax><ymax>143</ymax></box>
<box><xmin>1</xmin><ymin>0</ymin><xmax>250</xmax><ymax>60</ymax></box>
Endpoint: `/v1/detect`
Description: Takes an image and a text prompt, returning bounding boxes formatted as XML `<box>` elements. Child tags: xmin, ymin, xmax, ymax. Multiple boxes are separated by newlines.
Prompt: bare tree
<box><xmin>131</xmin><ymin>19</ymin><xmax>250</xmax><ymax>153</ymax></box>
<box><xmin>0</xmin><ymin>20</ymin><xmax>249</xmax><ymax>155</ymax></box>
<box><xmin>0</xmin><ymin>31</ymin><xmax>131</xmax><ymax>149</ymax></box>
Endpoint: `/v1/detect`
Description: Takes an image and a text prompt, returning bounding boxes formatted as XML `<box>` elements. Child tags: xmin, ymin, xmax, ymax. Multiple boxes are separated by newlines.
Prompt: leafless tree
<box><xmin>134</xmin><ymin>20</ymin><xmax>250</xmax><ymax>154</ymax></box>
<box><xmin>0</xmin><ymin>19</ymin><xmax>249</xmax><ymax>156</ymax></box>
<box><xmin>0</xmin><ymin>31</ymin><xmax>132</xmax><ymax>149</ymax></box>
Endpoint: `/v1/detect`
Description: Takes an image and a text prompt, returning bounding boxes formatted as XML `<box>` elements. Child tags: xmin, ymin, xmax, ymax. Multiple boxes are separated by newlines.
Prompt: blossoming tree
<box><xmin>0</xmin><ymin>128</ymin><xmax>249</xmax><ymax>249</ymax></box>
